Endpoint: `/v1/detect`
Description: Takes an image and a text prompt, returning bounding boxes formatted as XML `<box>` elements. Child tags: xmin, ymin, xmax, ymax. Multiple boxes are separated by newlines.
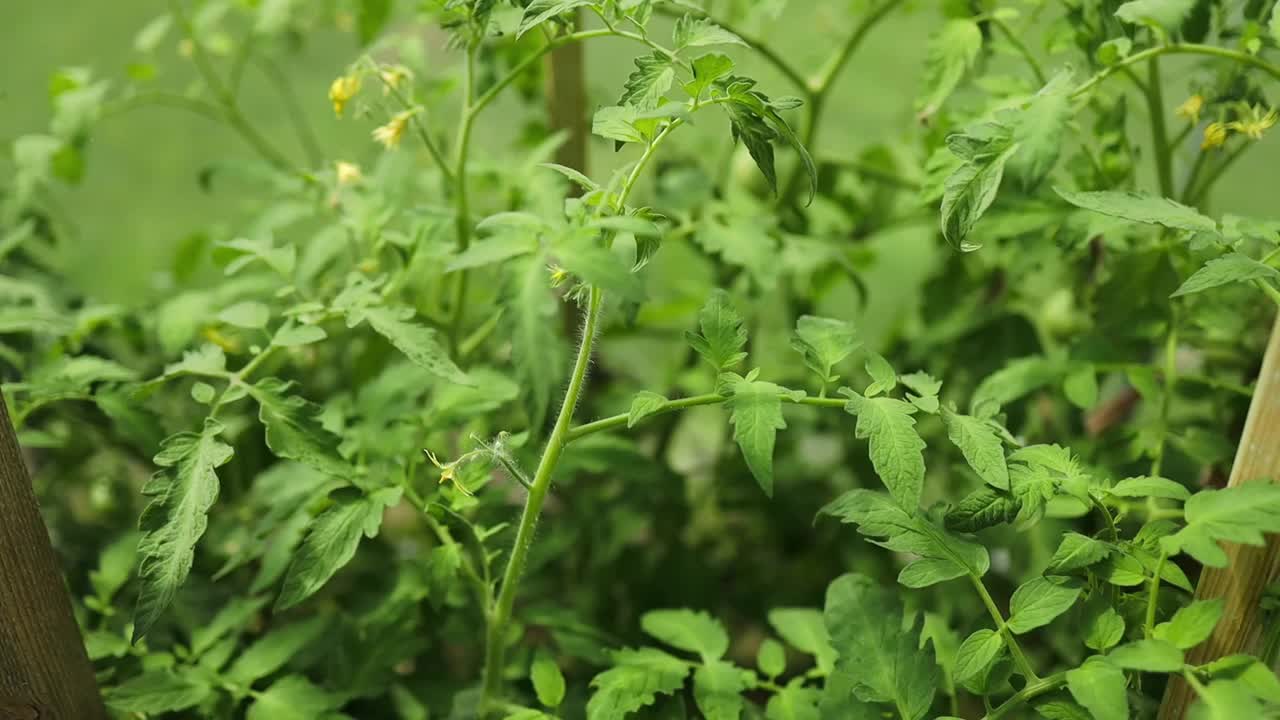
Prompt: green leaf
<box><xmin>356</xmin><ymin>0</ymin><xmax>392</xmax><ymax>45</ymax></box>
<box><xmin>673</xmin><ymin>14</ymin><xmax>746</xmax><ymax>49</ymax></box>
<box><xmin>218</xmin><ymin>300</ymin><xmax>270</xmax><ymax>328</ymax></box>
<box><xmin>1171</xmin><ymin>253</ymin><xmax>1280</xmax><ymax>297</ymax></box>
<box><xmin>940</xmin><ymin>143</ymin><xmax>1019</xmax><ymax>252</ymax></box>
<box><xmin>446</xmin><ymin>233</ymin><xmax>536</xmax><ymax>273</ymax></box>
<box><xmin>863</xmin><ymin>353</ymin><xmax>897</xmax><ymax>397</ymax></box>
<box><xmin>686</xmin><ymin>290</ymin><xmax>747</xmax><ymax>372</ymax></box>
<box><xmin>276</xmin><ymin>486</ymin><xmax>402</xmax><ymax>610</ymax></box>
<box><xmin>246</xmin><ymin>378</ymin><xmax>349</xmax><ymax>476</ymax></box>
<box><xmin>822</xmin><ymin>490</ymin><xmax>990</xmax><ymax>587</ymax></box>
<box><xmin>357</xmin><ymin>306</ymin><xmax>472</xmax><ymax>386</ymax></box>
<box><xmin>1160</xmin><ymin>483</ymin><xmax>1280</xmax><ymax>566</ymax></box>
<box><xmin>103</xmin><ymin>669</ymin><xmax>213</xmax><ymax>714</ymax></box>
<box><xmin>1063</xmin><ymin>365</ymin><xmax>1099</xmax><ymax>409</ymax></box>
<box><xmin>272</xmin><ymin>323</ymin><xmax>327</xmax><ymax>348</ymax></box>
<box><xmin>1066</xmin><ymin>658</ymin><xmax>1128</xmax><ymax>720</ymax></box>
<box><xmin>132</xmin><ymin>419</ymin><xmax>233</xmax><ymax>641</ymax></box>
<box><xmin>627</xmin><ymin>391</ymin><xmax>668</xmax><ymax>428</ymax></box>
<box><xmin>919</xmin><ymin>20</ymin><xmax>983</xmax><ymax>114</ymax></box>
<box><xmin>765</xmin><ymin>680</ymin><xmax>821</xmax><ymax>720</ymax></box>
<box><xmin>944</xmin><ymin>485</ymin><xmax>1021</xmax><ymax>532</ymax></box>
<box><xmin>791</xmin><ymin>315</ymin><xmax>859</xmax><ymax>384</ymax></box>
<box><xmin>641</xmin><ymin>608</ymin><xmax>729</xmax><ymax>662</ymax></box>
<box><xmin>246</xmin><ymin>675</ymin><xmax>343</xmax><ymax>720</ymax></box>
<box><xmin>901</xmin><ymin>372</ymin><xmax>943</xmax><ymax>414</ymax></box>
<box><xmin>1055</xmin><ymin>188</ymin><xmax>1217</xmax><ymax>233</ymax></box>
<box><xmin>726</xmin><ymin>373</ymin><xmax>795</xmax><ymax>497</ymax></box>
<box><xmin>1116</xmin><ymin>0</ymin><xmax>1196</xmax><ymax>32</ymax></box>
<box><xmin>1107</xmin><ymin>638</ymin><xmax>1183</xmax><ymax>672</ymax></box>
<box><xmin>592</xmin><ymin>105</ymin><xmax>647</xmax><ymax>145</ymax></box>
<box><xmin>1272</xmin><ymin>1</ymin><xmax>1280</xmax><ymax>46</ymax></box>
<box><xmin>757</xmin><ymin>638</ymin><xmax>786</xmax><ymax>678</ymax></box>
<box><xmin>587</xmin><ymin>648</ymin><xmax>689</xmax><ymax>720</ymax></box>
<box><xmin>953</xmin><ymin>629</ymin><xmax>1004</xmax><ymax>685</ymax></box>
<box><xmin>1154</xmin><ymin>598</ymin><xmax>1224</xmax><ymax>649</ymax></box>
<box><xmin>693</xmin><ymin>660</ymin><xmax>747</xmax><ymax>720</ymax></box>
<box><xmin>1082</xmin><ymin>596</ymin><xmax>1126</xmax><ymax>651</ymax></box>
<box><xmin>518</xmin><ymin>0</ymin><xmax>593</xmax><ymax>37</ymax></box>
<box><xmin>227</xmin><ymin>616</ymin><xmax>327</xmax><ymax>685</ymax></box>
<box><xmin>1108</xmin><ymin>476</ymin><xmax>1191</xmax><ymax>501</ymax></box>
<box><xmin>1006</xmin><ymin>577</ymin><xmax>1083</xmax><ymax>634</ymax></box>
<box><xmin>1189</xmin><ymin>677</ymin><xmax>1267</xmax><ymax>719</ymax></box>
<box><xmin>840</xmin><ymin>390</ymin><xmax>926</xmax><ymax>509</ymax></box>
<box><xmin>684</xmin><ymin>53</ymin><xmax>736</xmax><ymax>99</ymax></box>
<box><xmin>942</xmin><ymin>407</ymin><xmax>1009</xmax><ymax>490</ymax></box>
<box><xmin>556</xmin><ymin>233</ymin><xmax>644</xmax><ymax>300</ymax></box>
<box><xmin>1046</xmin><ymin>532</ymin><xmax>1113</xmax><ymax>573</ymax></box>
<box><xmin>508</xmin><ymin>253</ymin><xmax>564</xmax><ymax>428</ymax></box>
<box><xmin>824</xmin><ymin>574</ymin><xmax>937</xmax><ymax>720</ymax></box>
<box><xmin>619</xmin><ymin>52</ymin><xmax>675</xmax><ymax>110</ymax></box>
<box><xmin>972</xmin><ymin>355</ymin><xmax>1065</xmax><ymax>413</ymax></box>
<box><xmin>532</xmin><ymin>651</ymin><xmax>566</xmax><ymax>708</ymax></box>
<box><xmin>1004</xmin><ymin>72</ymin><xmax>1073</xmax><ymax>191</ymax></box>
<box><xmin>727</xmin><ymin>104</ymin><xmax>778</xmax><ymax>194</ymax></box>
<box><xmin>768</xmin><ymin>608</ymin><xmax>837</xmax><ymax>675</ymax></box>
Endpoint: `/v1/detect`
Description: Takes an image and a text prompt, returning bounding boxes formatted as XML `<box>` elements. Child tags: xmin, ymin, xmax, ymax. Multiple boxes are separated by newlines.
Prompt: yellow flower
<box><xmin>328</xmin><ymin>73</ymin><xmax>361</xmax><ymax>117</ymax></box>
<box><xmin>1227</xmin><ymin>105</ymin><xmax>1278</xmax><ymax>140</ymax></box>
<box><xmin>1175</xmin><ymin>94</ymin><xmax>1204</xmax><ymax>124</ymax></box>
<box><xmin>1201</xmin><ymin>121</ymin><xmax>1229</xmax><ymax>150</ymax></box>
<box><xmin>379</xmin><ymin>66</ymin><xmax>411</xmax><ymax>94</ymax></box>
<box><xmin>372</xmin><ymin>111</ymin><xmax>411</xmax><ymax>149</ymax></box>
<box><xmin>335</xmin><ymin>161</ymin><xmax>362</xmax><ymax>185</ymax></box>
<box><xmin>425</xmin><ymin>450</ymin><xmax>473</xmax><ymax>496</ymax></box>
<box><xmin>547</xmin><ymin>264</ymin><xmax>569</xmax><ymax>287</ymax></box>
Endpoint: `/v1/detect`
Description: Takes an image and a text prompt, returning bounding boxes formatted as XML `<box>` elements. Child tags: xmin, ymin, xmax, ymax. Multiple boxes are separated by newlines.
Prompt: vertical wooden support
<box><xmin>544</xmin><ymin>8</ymin><xmax>589</xmax><ymax>191</ymax></box>
<box><xmin>1159</xmin><ymin>314</ymin><xmax>1280</xmax><ymax>720</ymax></box>
<box><xmin>0</xmin><ymin>389</ymin><xmax>107</xmax><ymax>720</ymax></box>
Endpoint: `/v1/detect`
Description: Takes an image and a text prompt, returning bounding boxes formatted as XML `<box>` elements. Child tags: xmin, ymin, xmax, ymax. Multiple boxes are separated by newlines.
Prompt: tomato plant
<box><xmin>5</xmin><ymin>1</ymin><xmax>1280</xmax><ymax>719</ymax></box>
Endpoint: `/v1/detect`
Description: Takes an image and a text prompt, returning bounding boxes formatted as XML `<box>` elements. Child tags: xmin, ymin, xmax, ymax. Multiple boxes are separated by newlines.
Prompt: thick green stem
<box><xmin>970</xmin><ymin>574</ymin><xmax>1041</xmax><ymax>682</ymax></box>
<box><xmin>447</xmin><ymin>44</ymin><xmax>479</xmax><ymax>355</ymax></box>
<box><xmin>1146</xmin><ymin>550</ymin><xmax>1167</xmax><ymax>638</ymax></box>
<box><xmin>1145</xmin><ymin>56</ymin><xmax>1175</xmax><ymax>198</ymax></box>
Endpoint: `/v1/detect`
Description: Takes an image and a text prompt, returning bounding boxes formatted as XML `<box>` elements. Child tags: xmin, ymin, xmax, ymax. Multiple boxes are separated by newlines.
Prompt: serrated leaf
<box><xmin>1108</xmin><ymin>476</ymin><xmax>1191</xmax><ymax>501</ymax></box>
<box><xmin>945</xmin><ymin>485</ymin><xmax>1021</xmax><ymax>532</ymax></box>
<box><xmin>1006</xmin><ymin>577</ymin><xmax>1082</xmax><ymax>634</ymax></box>
<box><xmin>841</xmin><ymin>390</ymin><xmax>926</xmax><ymax>509</ymax></box>
<box><xmin>823</xmin><ymin>574</ymin><xmax>937</xmax><ymax>720</ymax></box>
<box><xmin>822</xmin><ymin>490</ymin><xmax>990</xmax><ymax>587</ymax></box>
<box><xmin>132</xmin><ymin>419</ymin><xmax>233</xmax><ymax>641</ymax></box>
<box><xmin>1066</xmin><ymin>658</ymin><xmax>1128</xmax><ymax>720</ymax></box>
<box><xmin>642</xmin><ymin>609</ymin><xmax>729</xmax><ymax>661</ymax></box>
<box><xmin>276</xmin><ymin>486</ymin><xmax>402</xmax><ymax>610</ymax></box>
<box><xmin>358</xmin><ymin>306</ymin><xmax>472</xmax><ymax>386</ymax></box>
<box><xmin>684</xmin><ymin>53</ymin><xmax>735</xmax><ymax>99</ymax></box>
<box><xmin>247</xmin><ymin>378</ymin><xmax>349</xmax><ymax>476</ymax></box>
<box><xmin>1107</xmin><ymin>638</ymin><xmax>1183</xmax><ymax>672</ymax></box>
<box><xmin>920</xmin><ymin>20</ymin><xmax>983</xmax><ymax>113</ymax></box>
<box><xmin>1046</xmin><ymin>532</ymin><xmax>1112</xmax><ymax>573</ymax></box>
<box><xmin>673</xmin><ymin>14</ymin><xmax>746</xmax><ymax>49</ymax></box>
<box><xmin>518</xmin><ymin>0</ymin><xmax>593</xmax><ymax>37</ymax></box>
<box><xmin>227</xmin><ymin>616</ymin><xmax>327</xmax><ymax>685</ymax></box>
<box><xmin>619</xmin><ymin>52</ymin><xmax>675</xmax><ymax>110</ymax></box>
<box><xmin>627</xmin><ymin>391</ymin><xmax>668</xmax><ymax>428</ymax></box>
<box><xmin>953</xmin><ymin>630</ymin><xmax>1004</xmax><ymax>685</ymax></box>
<box><xmin>863</xmin><ymin>353</ymin><xmax>897</xmax><ymax>397</ymax></box>
<box><xmin>725</xmin><ymin>374</ymin><xmax>793</xmax><ymax>497</ymax></box>
<box><xmin>768</xmin><ymin>608</ymin><xmax>837</xmax><ymax>675</ymax></box>
<box><xmin>1116</xmin><ymin>0</ymin><xmax>1196</xmax><ymax>32</ymax></box>
<box><xmin>532</xmin><ymin>652</ymin><xmax>566</xmax><ymax>708</ymax></box>
<box><xmin>942</xmin><ymin>407</ymin><xmax>1009</xmax><ymax>490</ymax></box>
<box><xmin>940</xmin><ymin>142</ymin><xmax>1019</xmax><ymax>251</ymax></box>
<box><xmin>1154</xmin><ymin>598</ymin><xmax>1223</xmax><ymax>649</ymax></box>
<box><xmin>1055</xmin><ymin>188</ymin><xmax>1217</xmax><ymax>233</ymax></box>
<box><xmin>246</xmin><ymin>674</ymin><xmax>343</xmax><ymax>720</ymax></box>
<box><xmin>1160</xmin><ymin>483</ymin><xmax>1280</xmax><ymax>566</ymax></box>
<box><xmin>103</xmin><ymin>669</ymin><xmax>213</xmax><ymax>714</ymax></box>
<box><xmin>1171</xmin><ymin>253</ymin><xmax>1280</xmax><ymax>297</ymax></box>
<box><xmin>593</xmin><ymin>105</ymin><xmax>646</xmax><ymax>144</ymax></box>
<box><xmin>790</xmin><ymin>315</ymin><xmax>858</xmax><ymax>384</ymax></box>
<box><xmin>693</xmin><ymin>660</ymin><xmax>746</xmax><ymax>720</ymax></box>
<box><xmin>1004</xmin><ymin>72</ymin><xmax>1073</xmax><ymax>190</ymax></box>
<box><xmin>686</xmin><ymin>290</ymin><xmax>747</xmax><ymax>372</ymax></box>
<box><xmin>586</xmin><ymin>648</ymin><xmax>689</xmax><ymax>720</ymax></box>
<box><xmin>757</xmin><ymin>638</ymin><xmax>786</xmax><ymax>678</ymax></box>
<box><xmin>765</xmin><ymin>680</ymin><xmax>821</xmax><ymax>720</ymax></box>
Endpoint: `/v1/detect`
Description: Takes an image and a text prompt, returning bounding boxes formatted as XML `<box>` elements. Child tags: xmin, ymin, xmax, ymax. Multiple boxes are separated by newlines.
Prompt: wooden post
<box><xmin>0</xmin><ymin>389</ymin><xmax>107</xmax><ymax>720</ymax></box>
<box><xmin>1159</xmin><ymin>314</ymin><xmax>1280</xmax><ymax>720</ymax></box>
<box><xmin>544</xmin><ymin>8</ymin><xmax>589</xmax><ymax>191</ymax></box>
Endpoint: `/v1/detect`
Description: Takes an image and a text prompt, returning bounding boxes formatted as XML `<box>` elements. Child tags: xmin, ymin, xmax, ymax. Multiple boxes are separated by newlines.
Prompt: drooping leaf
<box><xmin>276</xmin><ymin>486</ymin><xmax>403</xmax><ymax>610</ymax></box>
<box><xmin>1160</xmin><ymin>483</ymin><xmax>1280</xmax><ymax>567</ymax></box>
<box><xmin>822</xmin><ymin>490</ymin><xmax>990</xmax><ymax>587</ymax></box>
<box><xmin>1171</xmin><ymin>253</ymin><xmax>1280</xmax><ymax>297</ymax></box>
<box><xmin>841</xmin><ymin>390</ymin><xmax>926</xmax><ymax>510</ymax></box>
<box><xmin>1055</xmin><ymin>188</ymin><xmax>1217</xmax><ymax>233</ymax></box>
<box><xmin>248</xmin><ymin>378</ymin><xmax>349</xmax><ymax>476</ymax></box>
<box><xmin>919</xmin><ymin>20</ymin><xmax>983</xmax><ymax>114</ymax></box>
<box><xmin>940</xmin><ymin>143</ymin><xmax>1019</xmax><ymax>252</ymax></box>
<box><xmin>133</xmin><ymin>419</ymin><xmax>234</xmax><ymax>641</ymax></box>
<box><xmin>355</xmin><ymin>306</ymin><xmax>472</xmax><ymax>386</ymax></box>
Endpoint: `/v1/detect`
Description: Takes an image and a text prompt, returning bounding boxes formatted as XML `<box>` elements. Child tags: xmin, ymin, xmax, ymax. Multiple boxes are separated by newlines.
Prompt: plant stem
<box><xmin>981</xmin><ymin>672</ymin><xmax>1068</xmax><ymax>720</ymax></box>
<box><xmin>1145</xmin><ymin>550</ymin><xmax>1167</xmax><ymax>638</ymax></box>
<box><xmin>1145</xmin><ymin>56</ymin><xmax>1175</xmax><ymax>198</ymax></box>
<box><xmin>1071</xmin><ymin>43</ymin><xmax>1280</xmax><ymax>99</ymax></box>
<box><xmin>1091</xmin><ymin>495</ymin><xmax>1121</xmax><ymax>542</ymax></box>
<box><xmin>566</xmin><ymin>392</ymin><xmax>846</xmax><ymax>443</ymax></box>
<box><xmin>990</xmin><ymin>15</ymin><xmax>1046</xmax><ymax>85</ymax></box>
<box><xmin>370</xmin><ymin>61</ymin><xmax>455</xmax><ymax>186</ymax></box>
<box><xmin>970</xmin><ymin>574</ymin><xmax>1041</xmax><ymax>683</ymax></box>
<box><xmin>477</xmin><ymin>119</ymin><xmax>687</xmax><ymax>714</ymax></box>
<box><xmin>447</xmin><ymin>43</ymin><xmax>479</xmax><ymax>355</ymax></box>
<box><xmin>1151</xmin><ymin>316</ymin><xmax>1178</xmax><ymax>478</ymax></box>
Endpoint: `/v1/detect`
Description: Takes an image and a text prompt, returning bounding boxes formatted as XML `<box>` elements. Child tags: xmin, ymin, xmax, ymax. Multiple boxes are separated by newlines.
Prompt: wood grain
<box><xmin>0</xmin><ymin>388</ymin><xmax>106</xmax><ymax>720</ymax></box>
<box><xmin>1159</xmin><ymin>314</ymin><xmax>1280</xmax><ymax>720</ymax></box>
<box><xmin>544</xmin><ymin>7</ymin><xmax>588</xmax><ymax>194</ymax></box>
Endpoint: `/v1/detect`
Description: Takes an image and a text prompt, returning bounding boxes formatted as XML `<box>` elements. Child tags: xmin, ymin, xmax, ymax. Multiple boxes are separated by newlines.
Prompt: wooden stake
<box><xmin>1158</xmin><ymin>314</ymin><xmax>1280</xmax><ymax>720</ymax></box>
<box><xmin>544</xmin><ymin>8</ymin><xmax>588</xmax><ymax>194</ymax></box>
<box><xmin>0</xmin><ymin>389</ymin><xmax>107</xmax><ymax>720</ymax></box>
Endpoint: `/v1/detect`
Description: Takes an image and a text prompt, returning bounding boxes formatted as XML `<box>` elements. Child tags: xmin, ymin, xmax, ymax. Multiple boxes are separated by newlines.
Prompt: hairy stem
<box><xmin>1145</xmin><ymin>56</ymin><xmax>1175</xmax><ymax>198</ymax></box>
<box><xmin>970</xmin><ymin>574</ymin><xmax>1041</xmax><ymax>682</ymax></box>
<box><xmin>447</xmin><ymin>43</ymin><xmax>479</xmax><ymax>355</ymax></box>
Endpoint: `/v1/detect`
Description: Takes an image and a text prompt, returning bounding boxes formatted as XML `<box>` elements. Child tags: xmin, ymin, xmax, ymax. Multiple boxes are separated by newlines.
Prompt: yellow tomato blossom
<box><xmin>335</xmin><ymin>161</ymin><xmax>362</xmax><ymax>185</ymax></box>
<box><xmin>372</xmin><ymin>111</ymin><xmax>411</xmax><ymax>149</ymax></box>
<box><xmin>1201</xmin><ymin>122</ymin><xmax>1229</xmax><ymax>150</ymax></box>
<box><xmin>1228</xmin><ymin>105</ymin><xmax>1278</xmax><ymax>140</ymax></box>
<box><xmin>1175</xmin><ymin>94</ymin><xmax>1204</xmax><ymax>124</ymax></box>
<box><xmin>547</xmin><ymin>264</ymin><xmax>570</xmax><ymax>287</ymax></box>
<box><xmin>379</xmin><ymin>66</ymin><xmax>411</xmax><ymax>94</ymax></box>
<box><xmin>328</xmin><ymin>73</ymin><xmax>361</xmax><ymax>117</ymax></box>
<box><xmin>425</xmin><ymin>450</ymin><xmax>473</xmax><ymax>496</ymax></box>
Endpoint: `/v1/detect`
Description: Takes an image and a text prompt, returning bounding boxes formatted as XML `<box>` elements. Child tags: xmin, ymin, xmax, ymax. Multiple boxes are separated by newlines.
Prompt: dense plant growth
<box><xmin>6</xmin><ymin>0</ymin><xmax>1280</xmax><ymax>718</ymax></box>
